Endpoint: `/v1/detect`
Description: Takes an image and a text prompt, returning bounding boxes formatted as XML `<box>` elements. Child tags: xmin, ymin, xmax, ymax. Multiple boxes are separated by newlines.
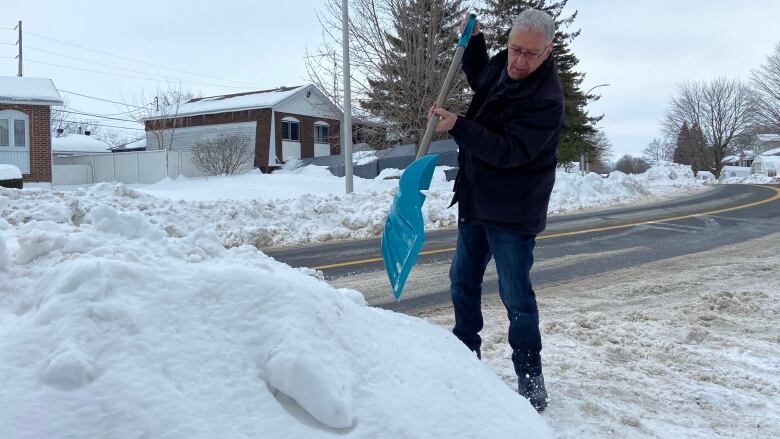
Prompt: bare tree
<box><xmin>584</xmin><ymin>130</ymin><xmax>613</xmax><ymax>173</ymax></box>
<box><xmin>615</xmin><ymin>154</ymin><xmax>650</xmax><ymax>174</ymax></box>
<box><xmin>643</xmin><ymin>137</ymin><xmax>673</xmax><ymax>165</ymax></box>
<box><xmin>662</xmin><ymin>78</ymin><xmax>753</xmax><ymax>178</ymax></box>
<box><xmin>126</xmin><ymin>84</ymin><xmax>198</xmax><ymax>151</ymax></box>
<box><xmin>192</xmin><ymin>134</ymin><xmax>253</xmax><ymax>176</ymax></box>
<box><xmin>751</xmin><ymin>42</ymin><xmax>780</xmax><ymax>132</ymax></box>
<box><xmin>305</xmin><ymin>0</ymin><xmax>467</xmax><ymax>146</ymax></box>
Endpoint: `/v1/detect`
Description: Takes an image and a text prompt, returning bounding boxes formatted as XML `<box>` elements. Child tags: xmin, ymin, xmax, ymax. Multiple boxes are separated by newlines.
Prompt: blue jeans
<box><xmin>450</xmin><ymin>222</ymin><xmax>543</xmax><ymax>377</ymax></box>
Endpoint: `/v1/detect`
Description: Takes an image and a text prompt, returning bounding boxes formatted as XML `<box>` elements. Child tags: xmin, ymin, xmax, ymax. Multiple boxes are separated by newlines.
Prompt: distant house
<box><xmin>112</xmin><ymin>137</ymin><xmax>146</xmax><ymax>153</ymax></box>
<box><xmin>52</xmin><ymin>132</ymin><xmax>113</xmax><ymax>157</ymax></box>
<box><xmin>752</xmin><ymin>155</ymin><xmax>780</xmax><ymax>177</ymax></box>
<box><xmin>752</xmin><ymin>134</ymin><xmax>780</xmax><ymax>155</ymax></box>
<box><xmin>0</xmin><ymin>76</ymin><xmax>63</xmax><ymax>182</ymax></box>
<box><xmin>143</xmin><ymin>85</ymin><xmax>342</xmax><ymax>171</ymax></box>
<box><xmin>723</xmin><ymin>150</ymin><xmax>753</xmax><ymax>168</ymax></box>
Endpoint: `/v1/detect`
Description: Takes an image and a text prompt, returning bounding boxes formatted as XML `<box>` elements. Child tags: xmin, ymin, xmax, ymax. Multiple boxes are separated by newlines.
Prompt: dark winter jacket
<box><xmin>449</xmin><ymin>33</ymin><xmax>564</xmax><ymax>234</ymax></box>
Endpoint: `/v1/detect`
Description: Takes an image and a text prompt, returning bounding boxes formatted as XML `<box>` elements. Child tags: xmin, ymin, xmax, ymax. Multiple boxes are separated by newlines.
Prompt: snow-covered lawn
<box><xmin>418</xmin><ymin>234</ymin><xmax>780</xmax><ymax>438</ymax></box>
<box><xmin>4</xmin><ymin>163</ymin><xmax>704</xmax><ymax>250</ymax></box>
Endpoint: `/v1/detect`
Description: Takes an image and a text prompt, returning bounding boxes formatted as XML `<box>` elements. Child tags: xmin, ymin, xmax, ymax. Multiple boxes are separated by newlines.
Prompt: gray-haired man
<box><xmin>430</xmin><ymin>9</ymin><xmax>564</xmax><ymax>412</ymax></box>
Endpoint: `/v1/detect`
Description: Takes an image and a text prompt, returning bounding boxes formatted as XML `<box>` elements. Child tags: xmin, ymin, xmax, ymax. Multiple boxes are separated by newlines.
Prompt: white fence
<box><xmin>52</xmin><ymin>149</ymin><xmax>250</xmax><ymax>186</ymax></box>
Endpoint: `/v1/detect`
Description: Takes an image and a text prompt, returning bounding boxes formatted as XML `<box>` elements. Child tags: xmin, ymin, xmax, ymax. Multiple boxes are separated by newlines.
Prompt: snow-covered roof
<box><xmin>754</xmin><ymin>154</ymin><xmax>780</xmax><ymax>164</ymax></box>
<box><xmin>114</xmin><ymin>138</ymin><xmax>146</xmax><ymax>150</ymax></box>
<box><xmin>0</xmin><ymin>76</ymin><xmax>63</xmax><ymax>106</ymax></box>
<box><xmin>756</xmin><ymin>134</ymin><xmax>780</xmax><ymax>142</ymax></box>
<box><xmin>148</xmin><ymin>85</ymin><xmax>308</xmax><ymax>119</ymax></box>
<box><xmin>52</xmin><ymin>134</ymin><xmax>113</xmax><ymax>154</ymax></box>
<box><xmin>762</xmin><ymin>147</ymin><xmax>780</xmax><ymax>156</ymax></box>
<box><xmin>723</xmin><ymin>155</ymin><xmax>739</xmax><ymax>163</ymax></box>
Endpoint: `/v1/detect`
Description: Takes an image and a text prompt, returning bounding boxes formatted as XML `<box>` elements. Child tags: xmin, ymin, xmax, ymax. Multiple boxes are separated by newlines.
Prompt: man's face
<box><xmin>506</xmin><ymin>29</ymin><xmax>552</xmax><ymax>80</ymax></box>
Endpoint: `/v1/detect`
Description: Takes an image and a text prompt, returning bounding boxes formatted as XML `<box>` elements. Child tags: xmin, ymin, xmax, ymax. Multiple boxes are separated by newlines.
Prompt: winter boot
<box><xmin>518</xmin><ymin>373</ymin><xmax>548</xmax><ymax>412</ymax></box>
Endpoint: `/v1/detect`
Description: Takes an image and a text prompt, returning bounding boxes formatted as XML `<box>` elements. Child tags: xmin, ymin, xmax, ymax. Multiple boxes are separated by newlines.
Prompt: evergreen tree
<box><xmin>673</xmin><ymin>122</ymin><xmax>692</xmax><ymax>165</ymax></box>
<box><xmin>362</xmin><ymin>0</ymin><xmax>466</xmax><ymax>145</ymax></box>
<box><xmin>476</xmin><ymin>0</ymin><xmax>602</xmax><ymax>164</ymax></box>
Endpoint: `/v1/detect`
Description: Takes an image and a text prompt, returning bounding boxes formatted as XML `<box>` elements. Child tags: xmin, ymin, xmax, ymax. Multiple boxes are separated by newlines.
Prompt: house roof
<box><xmin>114</xmin><ymin>137</ymin><xmax>146</xmax><ymax>151</ymax></box>
<box><xmin>0</xmin><ymin>76</ymin><xmax>63</xmax><ymax>105</ymax></box>
<box><xmin>762</xmin><ymin>147</ymin><xmax>780</xmax><ymax>156</ymax></box>
<box><xmin>754</xmin><ymin>154</ymin><xmax>780</xmax><ymax>164</ymax></box>
<box><xmin>52</xmin><ymin>134</ymin><xmax>113</xmax><ymax>154</ymax></box>
<box><xmin>148</xmin><ymin>85</ymin><xmax>309</xmax><ymax>119</ymax></box>
<box><xmin>756</xmin><ymin>133</ymin><xmax>780</xmax><ymax>142</ymax></box>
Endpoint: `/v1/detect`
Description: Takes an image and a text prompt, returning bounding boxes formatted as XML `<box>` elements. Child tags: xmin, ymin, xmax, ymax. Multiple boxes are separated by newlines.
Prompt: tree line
<box><xmin>640</xmin><ymin>43</ymin><xmax>780</xmax><ymax>178</ymax></box>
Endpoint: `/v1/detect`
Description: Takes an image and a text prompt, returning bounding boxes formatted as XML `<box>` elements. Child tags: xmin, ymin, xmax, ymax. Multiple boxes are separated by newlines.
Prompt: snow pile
<box><xmin>3</xmin><ymin>163</ymin><xmax>702</xmax><ymax>249</ymax></box>
<box><xmin>0</xmin><ymin>205</ymin><xmax>551</xmax><ymax>438</ymax></box>
<box><xmin>549</xmin><ymin>162</ymin><xmax>700</xmax><ymax>213</ymax></box>
<box><xmin>720</xmin><ymin>173</ymin><xmax>778</xmax><ymax>184</ymax></box>
<box><xmin>353</xmin><ymin>150</ymin><xmax>378</xmax><ymax>166</ymax></box>
<box><xmin>0</xmin><ymin>164</ymin><xmax>22</xmax><ymax>180</ymax></box>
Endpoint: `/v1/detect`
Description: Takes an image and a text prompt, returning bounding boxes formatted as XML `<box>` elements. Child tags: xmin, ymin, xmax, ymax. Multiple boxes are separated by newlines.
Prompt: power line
<box><xmin>55</xmin><ymin>121</ymin><xmax>145</xmax><ymax>132</ymax></box>
<box><xmin>60</xmin><ymin>109</ymin><xmax>140</xmax><ymax>123</ymax></box>
<box><xmin>23</xmin><ymin>30</ymin><xmax>263</xmax><ymax>88</ymax></box>
<box><xmin>65</xmin><ymin>105</ymin><xmax>144</xmax><ymax>117</ymax></box>
<box><xmin>25</xmin><ymin>58</ymin><xmax>250</xmax><ymax>89</ymax></box>
<box><xmin>59</xmin><ymin>89</ymin><xmax>149</xmax><ymax>110</ymax></box>
<box><xmin>24</xmin><ymin>45</ymin><xmax>253</xmax><ymax>89</ymax></box>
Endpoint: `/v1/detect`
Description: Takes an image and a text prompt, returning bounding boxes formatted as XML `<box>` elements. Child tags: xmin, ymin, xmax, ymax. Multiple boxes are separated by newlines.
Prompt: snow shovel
<box><xmin>381</xmin><ymin>14</ymin><xmax>477</xmax><ymax>300</ymax></box>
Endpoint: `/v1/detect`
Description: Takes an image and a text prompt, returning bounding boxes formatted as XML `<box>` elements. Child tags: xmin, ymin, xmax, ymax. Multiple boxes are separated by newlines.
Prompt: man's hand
<box><xmin>429</xmin><ymin>103</ymin><xmax>457</xmax><ymax>132</ymax></box>
<box><xmin>459</xmin><ymin>13</ymin><xmax>480</xmax><ymax>36</ymax></box>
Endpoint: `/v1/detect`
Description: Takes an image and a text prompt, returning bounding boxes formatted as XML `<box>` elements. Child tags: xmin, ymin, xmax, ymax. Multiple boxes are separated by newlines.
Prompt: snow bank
<box><xmin>5</xmin><ymin>163</ymin><xmax>703</xmax><ymax>250</ymax></box>
<box><xmin>719</xmin><ymin>173</ymin><xmax>778</xmax><ymax>184</ymax></box>
<box><xmin>0</xmin><ymin>206</ymin><xmax>551</xmax><ymax>438</ymax></box>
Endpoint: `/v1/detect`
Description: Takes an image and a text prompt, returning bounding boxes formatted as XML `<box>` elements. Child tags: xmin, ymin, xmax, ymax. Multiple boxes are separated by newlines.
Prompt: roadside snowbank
<box><xmin>0</xmin><ymin>206</ymin><xmax>551</xmax><ymax>439</ymax></box>
<box><xmin>1</xmin><ymin>163</ymin><xmax>702</xmax><ymax>249</ymax></box>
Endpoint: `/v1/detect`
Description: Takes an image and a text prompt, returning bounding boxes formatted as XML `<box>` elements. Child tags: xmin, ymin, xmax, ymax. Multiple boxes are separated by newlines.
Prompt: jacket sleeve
<box><xmin>461</xmin><ymin>33</ymin><xmax>490</xmax><ymax>92</ymax></box>
<box><xmin>449</xmin><ymin>99</ymin><xmax>563</xmax><ymax>168</ymax></box>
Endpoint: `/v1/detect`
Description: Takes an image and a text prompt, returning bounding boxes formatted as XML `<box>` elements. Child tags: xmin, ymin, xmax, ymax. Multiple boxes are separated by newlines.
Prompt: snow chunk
<box><xmin>88</xmin><ymin>205</ymin><xmax>165</xmax><ymax>241</ymax></box>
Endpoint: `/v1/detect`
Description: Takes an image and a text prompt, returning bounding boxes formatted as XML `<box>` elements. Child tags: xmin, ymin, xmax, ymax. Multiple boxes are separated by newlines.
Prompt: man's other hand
<box><xmin>429</xmin><ymin>103</ymin><xmax>458</xmax><ymax>132</ymax></box>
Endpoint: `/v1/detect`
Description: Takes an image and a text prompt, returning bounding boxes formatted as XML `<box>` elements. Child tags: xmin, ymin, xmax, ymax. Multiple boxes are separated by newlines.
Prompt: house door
<box><xmin>0</xmin><ymin>110</ymin><xmax>31</xmax><ymax>174</ymax></box>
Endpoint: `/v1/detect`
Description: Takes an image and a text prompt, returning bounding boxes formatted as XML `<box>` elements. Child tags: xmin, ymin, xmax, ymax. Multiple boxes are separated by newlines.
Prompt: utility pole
<box><xmin>342</xmin><ymin>0</ymin><xmax>353</xmax><ymax>194</ymax></box>
<box><xmin>14</xmin><ymin>21</ymin><xmax>22</xmax><ymax>77</ymax></box>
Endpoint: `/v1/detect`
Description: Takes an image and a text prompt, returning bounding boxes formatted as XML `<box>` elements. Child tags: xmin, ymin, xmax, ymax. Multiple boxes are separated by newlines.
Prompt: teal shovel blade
<box><xmin>381</xmin><ymin>154</ymin><xmax>439</xmax><ymax>299</ymax></box>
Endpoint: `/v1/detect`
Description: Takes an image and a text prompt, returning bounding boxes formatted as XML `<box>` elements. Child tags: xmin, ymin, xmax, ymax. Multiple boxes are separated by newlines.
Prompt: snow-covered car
<box><xmin>0</xmin><ymin>164</ymin><xmax>23</xmax><ymax>189</ymax></box>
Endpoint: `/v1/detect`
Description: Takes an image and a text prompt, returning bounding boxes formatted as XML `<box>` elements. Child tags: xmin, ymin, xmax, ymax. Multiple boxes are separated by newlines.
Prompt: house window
<box><xmin>13</xmin><ymin>120</ymin><xmax>26</xmax><ymax>147</ymax></box>
<box><xmin>0</xmin><ymin>120</ymin><xmax>8</xmax><ymax>146</ymax></box>
<box><xmin>281</xmin><ymin>119</ymin><xmax>300</xmax><ymax>141</ymax></box>
<box><xmin>0</xmin><ymin>111</ymin><xmax>29</xmax><ymax>148</ymax></box>
<box><xmin>314</xmin><ymin>123</ymin><xmax>329</xmax><ymax>143</ymax></box>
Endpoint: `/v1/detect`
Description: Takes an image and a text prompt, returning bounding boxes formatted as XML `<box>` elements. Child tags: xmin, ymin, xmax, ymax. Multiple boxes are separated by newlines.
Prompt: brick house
<box><xmin>0</xmin><ymin>76</ymin><xmax>63</xmax><ymax>182</ymax></box>
<box><xmin>143</xmin><ymin>84</ymin><xmax>342</xmax><ymax>171</ymax></box>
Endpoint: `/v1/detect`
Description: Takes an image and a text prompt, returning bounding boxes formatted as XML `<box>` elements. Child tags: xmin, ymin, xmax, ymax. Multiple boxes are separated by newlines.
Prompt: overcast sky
<box><xmin>3</xmin><ymin>0</ymin><xmax>780</xmax><ymax>158</ymax></box>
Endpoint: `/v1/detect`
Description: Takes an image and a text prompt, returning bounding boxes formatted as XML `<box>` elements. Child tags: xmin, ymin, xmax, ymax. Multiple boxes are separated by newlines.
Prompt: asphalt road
<box><xmin>266</xmin><ymin>184</ymin><xmax>780</xmax><ymax>313</ymax></box>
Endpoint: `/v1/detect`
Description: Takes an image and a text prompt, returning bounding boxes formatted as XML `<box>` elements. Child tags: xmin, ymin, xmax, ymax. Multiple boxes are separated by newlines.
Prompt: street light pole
<box><xmin>585</xmin><ymin>83</ymin><xmax>609</xmax><ymax>95</ymax></box>
<box><xmin>581</xmin><ymin>83</ymin><xmax>610</xmax><ymax>175</ymax></box>
<box><xmin>342</xmin><ymin>0</ymin><xmax>353</xmax><ymax>194</ymax></box>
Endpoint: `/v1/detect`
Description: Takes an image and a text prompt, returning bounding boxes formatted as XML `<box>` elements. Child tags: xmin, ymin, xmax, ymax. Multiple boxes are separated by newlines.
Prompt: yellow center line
<box><xmin>312</xmin><ymin>185</ymin><xmax>780</xmax><ymax>271</ymax></box>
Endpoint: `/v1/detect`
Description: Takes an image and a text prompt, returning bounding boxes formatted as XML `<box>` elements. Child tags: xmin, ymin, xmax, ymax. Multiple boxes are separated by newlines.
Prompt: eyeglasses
<box><xmin>508</xmin><ymin>43</ymin><xmax>552</xmax><ymax>60</ymax></box>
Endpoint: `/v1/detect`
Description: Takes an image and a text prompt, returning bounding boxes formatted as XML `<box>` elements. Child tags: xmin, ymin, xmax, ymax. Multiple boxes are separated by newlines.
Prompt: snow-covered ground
<box><xmin>418</xmin><ymin>234</ymin><xmax>780</xmax><ymax>438</ymax></box>
<box><xmin>4</xmin><ymin>163</ymin><xmax>705</xmax><ymax>250</ymax></box>
<box><xmin>2</xmin><ymin>162</ymin><xmax>771</xmax><ymax>438</ymax></box>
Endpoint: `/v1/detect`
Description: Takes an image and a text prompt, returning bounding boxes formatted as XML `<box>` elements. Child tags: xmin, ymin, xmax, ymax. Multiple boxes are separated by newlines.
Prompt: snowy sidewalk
<box><xmin>417</xmin><ymin>233</ymin><xmax>780</xmax><ymax>438</ymax></box>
